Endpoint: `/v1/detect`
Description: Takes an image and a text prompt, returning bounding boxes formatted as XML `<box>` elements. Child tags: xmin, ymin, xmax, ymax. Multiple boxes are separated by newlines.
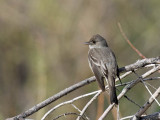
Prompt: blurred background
<box><xmin>0</xmin><ymin>0</ymin><xmax>160</xmax><ymax>120</ymax></box>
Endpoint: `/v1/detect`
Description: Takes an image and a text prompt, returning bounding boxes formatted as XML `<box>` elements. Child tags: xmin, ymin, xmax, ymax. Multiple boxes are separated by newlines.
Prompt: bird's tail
<box><xmin>97</xmin><ymin>77</ymin><xmax>105</xmax><ymax>92</ymax></box>
<box><xmin>109</xmin><ymin>86</ymin><xmax>118</xmax><ymax>104</ymax></box>
<box><xmin>108</xmin><ymin>76</ymin><xmax>118</xmax><ymax>104</ymax></box>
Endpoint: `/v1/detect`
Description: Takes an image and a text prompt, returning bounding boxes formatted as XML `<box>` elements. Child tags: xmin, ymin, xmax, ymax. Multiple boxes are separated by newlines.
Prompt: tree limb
<box><xmin>140</xmin><ymin>111</ymin><xmax>160</xmax><ymax>120</ymax></box>
<box><xmin>119</xmin><ymin>56</ymin><xmax>160</xmax><ymax>73</ymax></box>
<box><xmin>8</xmin><ymin>57</ymin><xmax>160</xmax><ymax>120</ymax></box>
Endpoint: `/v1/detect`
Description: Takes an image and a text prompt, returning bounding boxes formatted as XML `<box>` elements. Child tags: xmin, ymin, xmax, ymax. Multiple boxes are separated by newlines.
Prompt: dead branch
<box><xmin>8</xmin><ymin>57</ymin><xmax>160</xmax><ymax>120</ymax></box>
<box><xmin>119</xmin><ymin>56</ymin><xmax>160</xmax><ymax>73</ymax></box>
<box><xmin>140</xmin><ymin>111</ymin><xmax>160</xmax><ymax>120</ymax></box>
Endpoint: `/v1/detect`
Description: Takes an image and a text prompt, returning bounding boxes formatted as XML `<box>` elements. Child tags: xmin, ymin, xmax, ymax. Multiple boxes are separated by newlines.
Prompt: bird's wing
<box><xmin>88</xmin><ymin>48</ymin><xmax>114</xmax><ymax>74</ymax></box>
<box><xmin>88</xmin><ymin>50</ymin><xmax>105</xmax><ymax>91</ymax></box>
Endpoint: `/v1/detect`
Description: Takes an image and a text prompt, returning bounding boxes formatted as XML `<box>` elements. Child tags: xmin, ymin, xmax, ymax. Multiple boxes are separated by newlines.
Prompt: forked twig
<box><xmin>133</xmin><ymin>71</ymin><xmax>160</xmax><ymax>106</ymax></box>
<box><xmin>131</xmin><ymin>87</ymin><xmax>160</xmax><ymax>120</ymax></box>
<box><xmin>41</xmin><ymin>91</ymin><xmax>99</xmax><ymax>120</ymax></box>
<box><xmin>76</xmin><ymin>91</ymin><xmax>101</xmax><ymax>120</ymax></box>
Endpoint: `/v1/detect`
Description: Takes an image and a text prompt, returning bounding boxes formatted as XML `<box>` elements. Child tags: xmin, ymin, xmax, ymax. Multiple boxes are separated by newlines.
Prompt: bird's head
<box><xmin>84</xmin><ymin>34</ymin><xmax>108</xmax><ymax>49</ymax></box>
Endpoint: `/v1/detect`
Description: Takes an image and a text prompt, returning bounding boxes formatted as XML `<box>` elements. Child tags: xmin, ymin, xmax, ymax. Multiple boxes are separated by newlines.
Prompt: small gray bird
<box><xmin>85</xmin><ymin>34</ymin><xmax>119</xmax><ymax>104</ymax></box>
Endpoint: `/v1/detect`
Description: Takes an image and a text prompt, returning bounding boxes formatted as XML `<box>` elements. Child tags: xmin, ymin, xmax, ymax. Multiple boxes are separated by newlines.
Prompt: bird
<box><xmin>85</xmin><ymin>34</ymin><xmax>120</xmax><ymax>104</ymax></box>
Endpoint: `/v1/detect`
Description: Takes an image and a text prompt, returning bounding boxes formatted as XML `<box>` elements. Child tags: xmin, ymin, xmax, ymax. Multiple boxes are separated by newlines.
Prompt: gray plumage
<box><xmin>85</xmin><ymin>34</ymin><xmax>119</xmax><ymax>104</ymax></box>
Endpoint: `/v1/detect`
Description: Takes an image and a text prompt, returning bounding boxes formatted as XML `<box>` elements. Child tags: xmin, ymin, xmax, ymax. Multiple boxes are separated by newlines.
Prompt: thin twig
<box><xmin>71</xmin><ymin>104</ymin><xmax>90</xmax><ymax>120</ymax></box>
<box><xmin>71</xmin><ymin>104</ymin><xmax>82</xmax><ymax>113</ymax></box>
<box><xmin>133</xmin><ymin>71</ymin><xmax>160</xmax><ymax>106</ymax></box>
<box><xmin>117</xmin><ymin>22</ymin><xmax>146</xmax><ymax>59</ymax></box>
<box><xmin>52</xmin><ymin>112</ymin><xmax>86</xmax><ymax>120</ymax></box>
<box><xmin>131</xmin><ymin>87</ymin><xmax>160</xmax><ymax>120</ymax></box>
<box><xmin>143</xmin><ymin>82</ymin><xmax>160</xmax><ymax>106</ymax></box>
<box><xmin>124</xmin><ymin>95</ymin><xmax>141</xmax><ymax>108</ymax></box>
<box><xmin>118</xmin><ymin>22</ymin><xmax>160</xmax><ymax>74</ymax></box>
<box><xmin>116</xmin><ymin>77</ymin><xmax>160</xmax><ymax>88</ymax></box>
<box><xmin>120</xmin><ymin>115</ymin><xmax>133</xmax><ymax>120</ymax></box>
<box><xmin>144</xmin><ymin>82</ymin><xmax>157</xmax><ymax>90</ymax></box>
<box><xmin>116</xmin><ymin>88</ymin><xmax>141</xmax><ymax>108</ymax></box>
<box><xmin>76</xmin><ymin>91</ymin><xmax>101</xmax><ymax>120</ymax></box>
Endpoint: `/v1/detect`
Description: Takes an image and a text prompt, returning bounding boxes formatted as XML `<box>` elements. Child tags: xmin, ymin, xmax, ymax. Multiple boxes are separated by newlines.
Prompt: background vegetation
<box><xmin>0</xmin><ymin>0</ymin><xmax>160</xmax><ymax>119</ymax></box>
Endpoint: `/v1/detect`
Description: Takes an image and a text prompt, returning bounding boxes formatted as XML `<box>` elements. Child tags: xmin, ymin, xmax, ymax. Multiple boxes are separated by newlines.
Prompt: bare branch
<box><xmin>119</xmin><ymin>57</ymin><xmax>160</xmax><ymax>73</ymax></box>
<box><xmin>131</xmin><ymin>87</ymin><xmax>160</xmax><ymax>120</ymax></box>
<box><xmin>140</xmin><ymin>111</ymin><xmax>160</xmax><ymax>120</ymax></box>
<box><xmin>120</xmin><ymin>115</ymin><xmax>133</xmax><ymax>120</ymax></box>
<box><xmin>76</xmin><ymin>91</ymin><xmax>101</xmax><ymax>120</ymax></box>
<box><xmin>9</xmin><ymin>57</ymin><xmax>160</xmax><ymax>120</ymax></box>
<box><xmin>143</xmin><ymin>77</ymin><xmax>160</xmax><ymax>82</ymax></box>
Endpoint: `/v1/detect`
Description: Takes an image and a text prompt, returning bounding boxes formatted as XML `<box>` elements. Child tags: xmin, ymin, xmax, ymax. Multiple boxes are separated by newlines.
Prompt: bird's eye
<box><xmin>92</xmin><ymin>41</ymin><xmax>96</xmax><ymax>44</ymax></box>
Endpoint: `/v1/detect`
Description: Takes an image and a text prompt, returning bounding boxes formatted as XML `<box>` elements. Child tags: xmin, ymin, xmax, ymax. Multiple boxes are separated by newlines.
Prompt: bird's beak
<box><xmin>84</xmin><ymin>41</ymin><xmax>90</xmax><ymax>45</ymax></box>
